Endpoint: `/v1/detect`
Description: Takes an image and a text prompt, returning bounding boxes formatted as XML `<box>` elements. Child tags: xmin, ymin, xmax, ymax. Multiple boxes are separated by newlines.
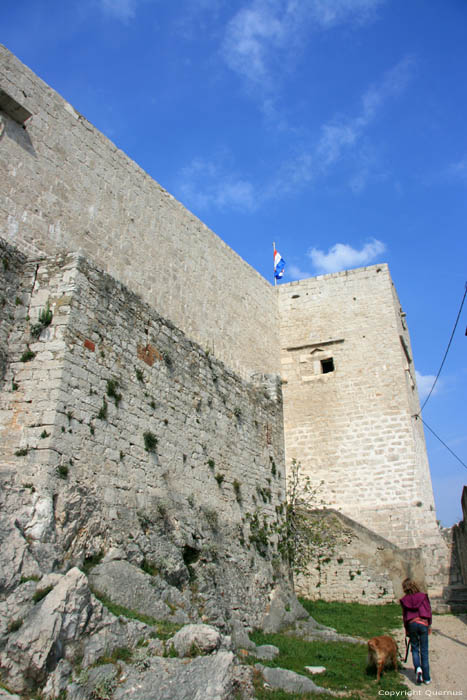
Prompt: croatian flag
<box><xmin>274</xmin><ymin>248</ymin><xmax>285</xmax><ymax>279</ymax></box>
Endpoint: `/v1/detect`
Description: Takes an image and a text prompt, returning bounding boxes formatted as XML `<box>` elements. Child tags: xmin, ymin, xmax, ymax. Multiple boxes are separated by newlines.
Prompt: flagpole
<box><xmin>273</xmin><ymin>241</ymin><xmax>276</xmax><ymax>287</ymax></box>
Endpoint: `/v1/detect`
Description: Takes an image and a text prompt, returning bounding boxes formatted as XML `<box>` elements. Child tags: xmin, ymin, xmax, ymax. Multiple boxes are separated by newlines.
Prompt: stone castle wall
<box><xmin>0</xmin><ymin>44</ymin><xmax>279</xmax><ymax>379</ymax></box>
<box><xmin>0</xmin><ymin>46</ymin><xmax>450</xmax><ymax>611</ymax></box>
<box><xmin>294</xmin><ymin>510</ymin><xmax>425</xmax><ymax>605</ymax></box>
<box><xmin>277</xmin><ymin>265</ymin><xmax>442</xmax><ymax>552</ymax></box>
<box><xmin>0</xmin><ymin>244</ymin><xmax>291</xmax><ymax>630</ymax></box>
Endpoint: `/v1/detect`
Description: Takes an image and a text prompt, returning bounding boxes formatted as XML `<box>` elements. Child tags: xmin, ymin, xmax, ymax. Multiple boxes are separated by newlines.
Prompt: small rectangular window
<box><xmin>321</xmin><ymin>358</ymin><xmax>334</xmax><ymax>374</ymax></box>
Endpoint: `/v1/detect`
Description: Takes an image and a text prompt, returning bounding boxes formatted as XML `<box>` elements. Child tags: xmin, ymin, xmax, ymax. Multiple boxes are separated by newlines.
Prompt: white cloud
<box><xmin>287</xmin><ymin>264</ymin><xmax>310</xmax><ymax>280</ymax></box>
<box><xmin>308</xmin><ymin>239</ymin><xmax>386</xmax><ymax>274</ymax></box>
<box><xmin>177</xmin><ymin>156</ymin><xmax>257</xmax><ymax>212</ymax></box>
<box><xmin>316</xmin><ymin>57</ymin><xmax>414</xmax><ymax>171</ymax></box>
<box><xmin>222</xmin><ymin>0</ymin><xmax>384</xmax><ymax>89</ymax></box>
<box><xmin>415</xmin><ymin>370</ymin><xmax>439</xmax><ymax>402</ymax></box>
<box><xmin>222</xmin><ymin>0</ymin><xmax>290</xmax><ymax>87</ymax></box>
<box><xmin>311</xmin><ymin>0</ymin><xmax>384</xmax><ymax>28</ymax></box>
<box><xmin>449</xmin><ymin>157</ymin><xmax>467</xmax><ymax>182</ymax></box>
<box><xmin>100</xmin><ymin>0</ymin><xmax>140</xmax><ymax>21</ymax></box>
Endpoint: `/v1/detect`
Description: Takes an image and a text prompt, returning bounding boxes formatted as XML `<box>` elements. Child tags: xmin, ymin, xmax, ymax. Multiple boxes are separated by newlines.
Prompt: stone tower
<box><xmin>277</xmin><ymin>265</ymin><xmax>442</xmax><ymax>552</ymax></box>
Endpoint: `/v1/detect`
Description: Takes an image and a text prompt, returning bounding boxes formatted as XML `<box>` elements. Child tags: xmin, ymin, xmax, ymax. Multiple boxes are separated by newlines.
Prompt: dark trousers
<box><xmin>408</xmin><ymin>621</ymin><xmax>430</xmax><ymax>682</ymax></box>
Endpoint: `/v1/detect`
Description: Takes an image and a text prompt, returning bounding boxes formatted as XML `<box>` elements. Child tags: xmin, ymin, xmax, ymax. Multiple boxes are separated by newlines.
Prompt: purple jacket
<box><xmin>400</xmin><ymin>592</ymin><xmax>432</xmax><ymax>630</ymax></box>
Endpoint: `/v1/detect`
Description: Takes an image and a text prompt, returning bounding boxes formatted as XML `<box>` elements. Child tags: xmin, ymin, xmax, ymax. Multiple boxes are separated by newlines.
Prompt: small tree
<box><xmin>277</xmin><ymin>459</ymin><xmax>340</xmax><ymax>578</ymax></box>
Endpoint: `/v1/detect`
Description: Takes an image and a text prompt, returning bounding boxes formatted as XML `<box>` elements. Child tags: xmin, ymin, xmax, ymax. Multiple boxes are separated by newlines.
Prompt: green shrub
<box><xmin>57</xmin><ymin>464</ymin><xmax>69</xmax><ymax>479</ymax></box>
<box><xmin>30</xmin><ymin>301</ymin><xmax>53</xmax><ymax>338</ymax></box>
<box><xmin>15</xmin><ymin>448</ymin><xmax>29</xmax><ymax>456</ymax></box>
<box><xmin>143</xmin><ymin>431</ymin><xmax>158</xmax><ymax>452</ymax></box>
<box><xmin>215</xmin><ymin>473</ymin><xmax>224</xmax><ymax>486</ymax></box>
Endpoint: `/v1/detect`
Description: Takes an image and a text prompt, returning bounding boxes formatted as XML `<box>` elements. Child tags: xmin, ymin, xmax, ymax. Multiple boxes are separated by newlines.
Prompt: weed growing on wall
<box><xmin>233</xmin><ymin>479</ymin><xmax>242</xmax><ymax>504</ymax></box>
<box><xmin>30</xmin><ymin>301</ymin><xmax>53</xmax><ymax>338</ymax></box>
<box><xmin>143</xmin><ymin>431</ymin><xmax>158</xmax><ymax>452</ymax></box>
<box><xmin>20</xmin><ymin>348</ymin><xmax>36</xmax><ymax>362</ymax></box>
<box><xmin>97</xmin><ymin>397</ymin><xmax>108</xmax><ymax>421</ymax></box>
<box><xmin>57</xmin><ymin>464</ymin><xmax>69</xmax><ymax>479</ymax></box>
<box><xmin>106</xmin><ymin>378</ymin><xmax>122</xmax><ymax>407</ymax></box>
<box><xmin>247</xmin><ymin>511</ymin><xmax>270</xmax><ymax>558</ymax></box>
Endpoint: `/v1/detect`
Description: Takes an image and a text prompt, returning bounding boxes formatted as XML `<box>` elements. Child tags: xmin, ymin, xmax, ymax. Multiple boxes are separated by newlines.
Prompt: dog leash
<box><xmin>403</xmin><ymin>637</ymin><xmax>411</xmax><ymax>662</ymax></box>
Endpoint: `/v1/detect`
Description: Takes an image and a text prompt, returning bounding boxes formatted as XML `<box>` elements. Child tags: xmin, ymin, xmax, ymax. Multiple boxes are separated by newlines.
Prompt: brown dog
<box><xmin>367</xmin><ymin>635</ymin><xmax>398</xmax><ymax>681</ymax></box>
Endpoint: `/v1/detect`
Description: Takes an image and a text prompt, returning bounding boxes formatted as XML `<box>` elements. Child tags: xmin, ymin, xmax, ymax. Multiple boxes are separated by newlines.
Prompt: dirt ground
<box><xmin>392</xmin><ymin>613</ymin><xmax>467</xmax><ymax>696</ymax></box>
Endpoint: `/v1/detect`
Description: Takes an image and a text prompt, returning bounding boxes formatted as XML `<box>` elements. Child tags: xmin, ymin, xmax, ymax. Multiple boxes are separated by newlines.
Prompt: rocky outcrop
<box><xmin>0</xmin><ymin>569</ymin><xmax>92</xmax><ymax>693</ymax></box>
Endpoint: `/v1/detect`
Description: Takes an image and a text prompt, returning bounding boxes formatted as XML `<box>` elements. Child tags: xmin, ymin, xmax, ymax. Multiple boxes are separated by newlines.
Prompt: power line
<box><xmin>414</xmin><ymin>281</ymin><xmax>467</xmax><ymax>472</ymax></box>
<box><xmin>415</xmin><ymin>415</ymin><xmax>467</xmax><ymax>471</ymax></box>
<box><xmin>420</xmin><ymin>281</ymin><xmax>467</xmax><ymax>412</ymax></box>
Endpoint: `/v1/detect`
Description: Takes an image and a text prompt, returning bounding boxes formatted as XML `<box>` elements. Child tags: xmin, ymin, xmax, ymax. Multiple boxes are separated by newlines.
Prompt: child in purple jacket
<box><xmin>400</xmin><ymin>578</ymin><xmax>432</xmax><ymax>685</ymax></box>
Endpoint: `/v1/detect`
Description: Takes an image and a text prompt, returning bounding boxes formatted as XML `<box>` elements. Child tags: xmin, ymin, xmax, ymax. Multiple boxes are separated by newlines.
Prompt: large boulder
<box><xmin>256</xmin><ymin>663</ymin><xmax>334</xmax><ymax>695</ymax></box>
<box><xmin>0</xmin><ymin>568</ymin><xmax>92</xmax><ymax>693</ymax></box>
<box><xmin>88</xmin><ymin>560</ymin><xmax>190</xmax><ymax>624</ymax></box>
<box><xmin>168</xmin><ymin>623</ymin><xmax>227</xmax><ymax>657</ymax></box>
<box><xmin>112</xmin><ymin>651</ymin><xmax>242</xmax><ymax>700</ymax></box>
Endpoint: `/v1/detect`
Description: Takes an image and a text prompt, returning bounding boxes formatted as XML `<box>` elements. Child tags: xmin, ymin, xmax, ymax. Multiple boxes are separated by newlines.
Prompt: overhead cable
<box><xmin>420</xmin><ymin>281</ymin><xmax>467</xmax><ymax>413</ymax></box>
<box><xmin>415</xmin><ymin>415</ymin><xmax>467</xmax><ymax>471</ymax></box>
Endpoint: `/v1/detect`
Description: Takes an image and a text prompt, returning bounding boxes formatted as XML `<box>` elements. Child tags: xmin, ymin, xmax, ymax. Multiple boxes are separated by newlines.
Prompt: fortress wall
<box><xmin>294</xmin><ymin>511</ymin><xmax>425</xmax><ymax>605</ymax></box>
<box><xmin>0</xmin><ymin>45</ymin><xmax>279</xmax><ymax>379</ymax></box>
<box><xmin>278</xmin><ymin>264</ymin><xmax>440</xmax><ymax>550</ymax></box>
<box><xmin>0</xmin><ymin>247</ymin><xmax>289</xmax><ymax>625</ymax></box>
<box><xmin>0</xmin><ymin>239</ymin><xmax>28</xmax><ymax>382</ymax></box>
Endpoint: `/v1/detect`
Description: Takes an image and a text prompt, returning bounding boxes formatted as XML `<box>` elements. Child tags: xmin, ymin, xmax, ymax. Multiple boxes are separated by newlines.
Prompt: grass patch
<box><xmin>33</xmin><ymin>585</ymin><xmax>53</xmax><ymax>603</ymax></box>
<box><xmin>249</xmin><ymin>628</ymin><xmax>406</xmax><ymax>699</ymax></box>
<box><xmin>298</xmin><ymin>598</ymin><xmax>402</xmax><ymax>638</ymax></box>
<box><xmin>96</xmin><ymin>646</ymin><xmax>133</xmax><ymax>665</ymax></box>
<box><xmin>7</xmin><ymin>618</ymin><xmax>23</xmax><ymax>633</ymax></box>
<box><xmin>92</xmin><ymin>589</ymin><xmax>182</xmax><ymax>640</ymax></box>
<box><xmin>245</xmin><ymin>599</ymin><xmax>406</xmax><ymax>699</ymax></box>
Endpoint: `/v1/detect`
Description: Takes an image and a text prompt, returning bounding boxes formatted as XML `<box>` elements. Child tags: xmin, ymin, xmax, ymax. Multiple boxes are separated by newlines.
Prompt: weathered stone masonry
<box><xmin>277</xmin><ymin>266</ymin><xmax>439</xmax><ymax>549</ymax></box>
<box><xmin>0</xmin><ymin>247</ymin><xmax>291</xmax><ymax>629</ymax></box>
<box><xmin>0</xmin><ymin>43</ymin><xmax>279</xmax><ymax>380</ymax></box>
<box><xmin>0</xmin><ymin>45</ymin><xmax>453</xmax><ymax>608</ymax></box>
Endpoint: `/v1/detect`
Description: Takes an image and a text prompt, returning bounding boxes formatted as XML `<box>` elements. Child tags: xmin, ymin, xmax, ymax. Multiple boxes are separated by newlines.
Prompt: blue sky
<box><xmin>3</xmin><ymin>0</ymin><xmax>466</xmax><ymax>526</ymax></box>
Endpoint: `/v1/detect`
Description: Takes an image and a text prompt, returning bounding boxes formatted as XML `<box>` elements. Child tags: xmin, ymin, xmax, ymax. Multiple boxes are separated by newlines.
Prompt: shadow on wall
<box><xmin>295</xmin><ymin>509</ymin><xmax>425</xmax><ymax>605</ymax></box>
<box><xmin>445</xmin><ymin>486</ymin><xmax>467</xmax><ymax>612</ymax></box>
